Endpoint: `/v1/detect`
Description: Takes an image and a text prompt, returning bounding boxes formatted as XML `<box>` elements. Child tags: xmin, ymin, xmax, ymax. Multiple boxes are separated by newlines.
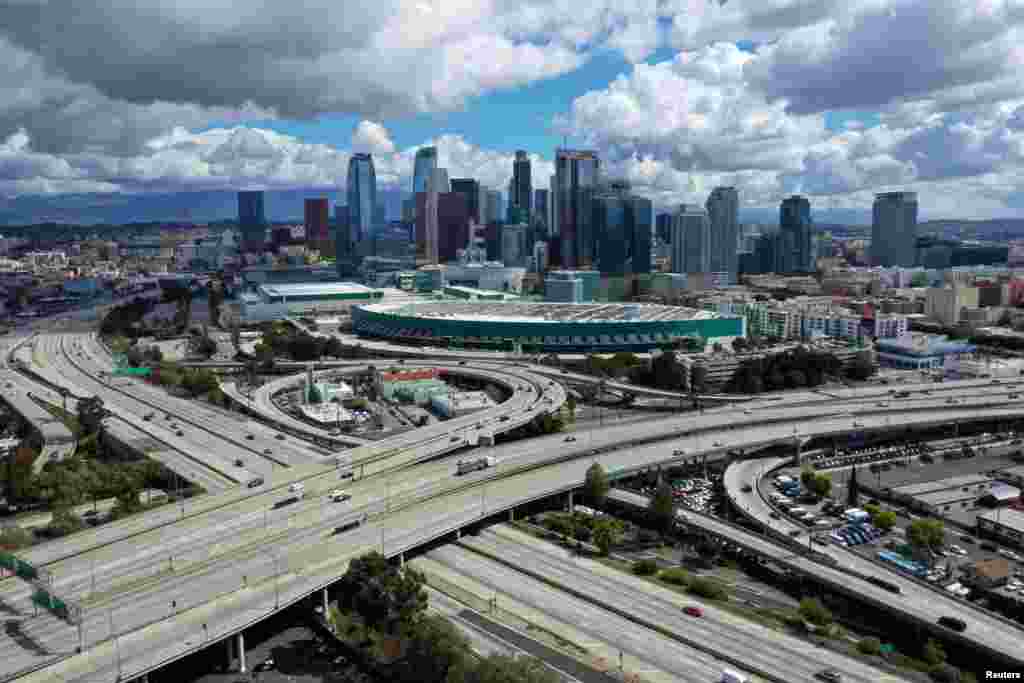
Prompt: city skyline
<box><xmin>1</xmin><ymin>2</ymin><xmax>1022</xmax><ymax>225</ymax></box>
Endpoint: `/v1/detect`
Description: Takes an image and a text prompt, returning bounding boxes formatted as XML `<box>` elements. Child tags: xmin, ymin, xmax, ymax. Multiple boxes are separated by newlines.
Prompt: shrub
<box><xmin>632</xmin><ymin>559</ymin><xmax>659</xmax><ymax>576</ymax></box>
<box><xmin>857</xmin><ymin>637</ymin><xmax>882</xmax><ymax>656</ymax></box>
<box><xmin>687</xmin><ymin>577</ymin><xmax>726</xmax><ymax>600</ymax></box>
<box><xmin>658</xmin><ymin>567</ymin><xmax>690</xmax><ymax>586</ymax></box>
<box><xmin>798</xmin><ymin>597</ymin><xmax>833</xmax><ymax>627</ymax></box>
<box><xmin>574</xmin><ymin>526</ymin><xmax>592</xmax><ymax>543</ymax></box>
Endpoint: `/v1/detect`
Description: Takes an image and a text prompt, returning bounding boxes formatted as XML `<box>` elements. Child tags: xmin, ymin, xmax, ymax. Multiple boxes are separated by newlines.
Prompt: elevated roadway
<box><xmin>7</xmin><ymin>393</ymin><xmax>1024</xmax><ymax>681</ymax></box>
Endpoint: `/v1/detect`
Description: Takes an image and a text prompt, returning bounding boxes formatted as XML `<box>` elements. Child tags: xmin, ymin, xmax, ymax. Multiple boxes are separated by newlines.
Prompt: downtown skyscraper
<box><xmin>553</xmin><ymin>149</ymin><xmax>600</xmax><ymax>268</ymax></box>
<box><xmin>779</xmin><ymin>195</ymin><xmax>814</xmax><ymax>272</ymax></box>
<box><xmin>237</xmin><ymin>190</ymin><xmax>266</xmax><ymax>253</ymax></box>
<box><xmin>412</xmin><ymin>146</ymin><xmax>438</xmax><ymax>194</ymax></box>
<box><xmin>338</xmin><ymin>153</ymin><xmax>376</xmax><ymax>276</ymax></box>
<box><xmin>872</xmin><ymin>191</ymin><xmax>918</xmax><ymax>267</ymax></box>
<box><xmin>671</xmin><ymin>204</ymin><xmax>711</xmax><ymax>274</ymax></box>
<box><xmin>705</xmin><ymin>186</ymin><xmax>739</xmax><ymax>283</ymax></box>
<box><xmin>591</xmin><ymin>180</ymin><xmax>653</xmax><ymax>275</ymax></box>
<box><xmin>511</xmin><ymin>151</ymin><xmax>532</xmax><ymax>222</ymax></box>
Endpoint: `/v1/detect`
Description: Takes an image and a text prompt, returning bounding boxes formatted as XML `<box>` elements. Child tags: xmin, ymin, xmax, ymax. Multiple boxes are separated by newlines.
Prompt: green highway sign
<box><xmin>113</xmin><ymin>367</ymin><xmax>152</xmax><ymax>376</ymax></box>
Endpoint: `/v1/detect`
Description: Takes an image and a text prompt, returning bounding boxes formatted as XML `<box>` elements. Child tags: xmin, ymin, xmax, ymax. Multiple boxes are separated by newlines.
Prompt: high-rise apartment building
<box><xmin>554</xmin><ymin>149</ymin><xmax>600</xmax><ymax>268</ymax></box>
<box><xmin>237</xmin><ymin>190</ymin><xmax>266</xmax><ymax>252</ymax></box>
<box><xmin>511</xmin><ymin>151</ymin><xmax>532</xmax><ymax>221</ymax></box>
<box><xmin>304</xmin><ymin>198</ymin><xmax>330</xmax><ymax>245</ymax></box>
<box><xmin>705</xmin><ymin>186</ymin><xmax>739</xmax><ymax>283</ymax></box>
<box><xmin>591</xmin><ymin>180</ymin><xmax>653</xmax><ymax>275</ymax></box>
<box><xmin>779</xmin><ymin>195</ymin><xmax>813</xmax><ymax>272</ymax></box>
<box><xmin>450</xmin><ymin>178</ymin><xmax>481</xmax><ymax>223</ymax></box>
<box><xmin>872</xmin><ymin>191</ymin><xmax>918</xmax><ymax>267</ymax></box>
<box><xmin>671</xmin><ymin>204</ymin><xmax>711</xmax><ymax>274</ymax></box>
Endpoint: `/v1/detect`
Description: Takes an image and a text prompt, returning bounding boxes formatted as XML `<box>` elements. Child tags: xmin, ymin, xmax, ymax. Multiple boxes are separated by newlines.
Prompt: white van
<box><xmin>720</xmin><ymin>669</ymin><xmax>749</xmax><ymax>683</ymax></box>
<box><xmin>789</xmin><ymin>507</ymin><xmax>807</xmax><ymax>516</ymax></box>
<box><xmin>288</xmin><ymin>482</ymin><xmax>305</xmax><ymax>498</ymax></box>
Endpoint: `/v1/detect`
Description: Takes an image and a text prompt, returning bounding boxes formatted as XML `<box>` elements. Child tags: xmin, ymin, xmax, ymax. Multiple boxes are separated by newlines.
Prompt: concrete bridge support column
<box><xmin>567</xmin><ymin>491</ymin><xmax>575</xmax><ymax>513</ymax></box>
<box><xmin>509</xmin><ymin>507</ymin><xmax>515</xmax><ymax>522</ymax></box>
<box><xmin>237</xmin><ymin>632</ymin><xmax>246</xmax><ymax>673</ymax></box>
<box><xmin>322</xmin><ymin>588</ymin><xmax>329</xmax><ymax>618</ymax></box>
<box><xmin>226</xmin><ymin>637</ymin><xmax>234</xmax><ymax>671</ymax></box>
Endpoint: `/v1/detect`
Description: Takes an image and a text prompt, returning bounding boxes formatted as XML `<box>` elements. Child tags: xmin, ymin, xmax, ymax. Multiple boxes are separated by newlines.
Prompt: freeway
<box><xmin>446</xmin><ymin>526</ymin><xmax>909</xmax><ymax>683</ymax></box>
<box><xmin>20</xmin><ymin>397</ymin><xmax>1024</xmax><ymax>682</ymax></box>
<box><xmin>8</xmin><ymin>334</ymin><xmax>1024</xmax><ymax>679</ymax></box>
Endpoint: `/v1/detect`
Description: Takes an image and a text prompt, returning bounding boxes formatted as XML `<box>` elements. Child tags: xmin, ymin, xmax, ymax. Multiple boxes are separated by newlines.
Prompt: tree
<box><xmin>467</xmin><ymin>654</ymin><xmax>561</xmax><ymax>683</ymax></box>
<box><xmin>583</xmin><ymin>463</ymin><xmax>609</xmax><ymax>508</ymax></box>
<box><xmin>632</xmin><ymin>559</ymin><xmax>659</xmax><ymax>576</ymax></box>
<box><xmin>809</xmin><ymin>472</ymin><xmax>832</xmax><ymax>498</ymax></box>
<box><xmin>48</xmin><ymin>506</ymin><xmax>85</xmax><ymax>537</ymax></box>
<box><xmin>907</xmin><ymin>519</ymin><xmax>946</xmax><ymax>554</ymax></box>
<box><xmin>847</xmin><ymin>356</ymin><xmax>875</xmax><ymax>381</ymax></box>
<box><xmin>0</xmin><ymin>526</ymin><xmax>33</xmax><ymax>550</ymax></box>
<box><xmin>798</xmin><ymin>597</ymin><xmax>832</xmax><ymax>626</ymax></box>
<box><xmin>857</xmin><ymin>637</ymin><xmax>881</xmax><ymax>655</ymax></box>
<box><xmin>648</xmin><ymin>479</ymin><xmax>676</xmax><ymax>533</ymax></box>
<box><xmin>76</xmin><ymin>396</ymin><xmax>106</xmax><ymax>438</ymax></box>
<box><xmin>336</xmin><ymin>551</ymin><xmax>428</xmax><ymax>636</ymax></box>
<box><xmin>591</xmin><ymin>517</ymin><xmax>622</xmax><ymax>556</ymax></box>
<box><xmin>785</xmin><ymin>369</ymin><xmax>807</xmax><ymax>388</ymax></box>
<box><xmin>207</xmin><ymin>279</ymin><xmax>224</xmax><ymax>328</ymax></box>
<box><xmin>390</xmin><ymin>614</ymin><xmax>474</xmax><ymax>683</ymax></box>
<box><xmin>873</xmin><ymin>510</ymin><xmax>897</xmax><ymax>532</ymax></box>
<box><xmin>687</xmin><ymin>577</ymin><xmax>726</xmax><ymax>600</ymax></box>
<box><xmin>922</xmin><ymin>638</ymin><xmax>946</xmax><ymax>668</ymax></box>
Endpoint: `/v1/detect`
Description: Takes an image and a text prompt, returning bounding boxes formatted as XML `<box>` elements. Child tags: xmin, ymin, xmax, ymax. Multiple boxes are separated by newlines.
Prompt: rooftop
<box><xmin>965</xmin><ymin>557</ymin><xmax>1011</xmax><ymax>580</ymax></box>
<box><xmin>978</xmin><ymin>507</ymin><xmax>1024</xmax><ymax>534</ymax></box>
<box><xmin>892</xmin><ymin>473</ymin><xmax>995</xmax><ymax>498</ymax></box>
<box><xmin>259</xmin><ymin>282</ymin><xmax>375</xmax><ymax>298</ymax></box>
<box><xmin>358</xmin><ymin>301</ymin><xmax>721</xmax><ymax>324</ymax></box>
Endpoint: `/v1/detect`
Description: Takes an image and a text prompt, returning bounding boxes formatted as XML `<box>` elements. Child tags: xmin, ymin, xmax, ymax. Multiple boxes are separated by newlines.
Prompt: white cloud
<box><xmin>351</xmin><ymin>121</ymin><xmax>396</xmax><ymax>156</ymax></box>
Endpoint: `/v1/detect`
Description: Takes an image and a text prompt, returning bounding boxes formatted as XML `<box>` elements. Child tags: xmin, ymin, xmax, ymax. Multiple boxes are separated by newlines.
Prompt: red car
<box><xmin>683</xmin><ymin>606</ymin><xmax>703</xmax><ymax>617</ymax></box>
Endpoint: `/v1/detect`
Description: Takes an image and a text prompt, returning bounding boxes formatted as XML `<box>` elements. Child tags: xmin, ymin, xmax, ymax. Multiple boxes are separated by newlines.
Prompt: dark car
<box><xmin>769</xmin><ymin>512</ymin><xmax>780</xmax><ymax>519</ymax></box>
<box><xmin>981</xmin><ymin>542</ymin><xmax>998</xmax><ymax>552</ymax></box>
<box><xmin>245</xmin><ymin>434</ymin><xmax>255</xmax><ymax>440</ymax></box>
<box><xmin>741</xmin><ymin>484</ymin><xmax>753</xmax><ymax>493</ymax></box>
<box><xmin>275</xmin><ymin>434</ymin><xmax>285</xmax><ymax>441</ymax></box>
<box><xmin>564</xmin><ymin>435</ymin><xmax>576</xmax><ymax>442</ymax></box>
<box><xmin>247</xmin><ymin>477</ymin><xmax>264</xmax><ymax>488</ymax></box>
<box><xmin>937</xmin><ymin>616</ymin><xmax>966</xmax><ymax>632</ymax></box>
<box><xmin>234</xmin><ymin>458</ymin><xmax>244</xmax><ymax>467</ymax></box>
<box><xmin>960</xmin><ymin>535</ymin><xmax>975</xmax><ymax>544</ymax></box>
<box><xmin>816</xmin><ymin>670</ymin><xmax>842</xmax><ymax>682</ymax></box>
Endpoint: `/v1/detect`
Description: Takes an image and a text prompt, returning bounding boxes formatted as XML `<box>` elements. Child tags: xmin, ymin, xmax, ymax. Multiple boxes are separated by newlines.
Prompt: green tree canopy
<box><xmin>583</xmin><ymin>463</ymin><xmax>610</xmax><ymax>508</ymax></box>
<box><xmin>907</xmin><ymin>518</ymin><xmax>946</xmax><ymax>552</ymax></box>
<box><xmin>590</xmin><ymin>517</ymin><xmax>622</xmax><ymax>556</ymax></box>
<box><xmin>873</xmin><ymin>510</ymin><xmax>897</xmax><ymax>532</ymax></box>
<box><xmin>336</xmin><ymin>551</ymin><xmax>429</xmax><ymax>636</ymax></box>
<box><xmin>648</xmin><ymin>479</ymin><xmax>676</xmax><ymax>533</ymax></box>
<box><xmin>798</xmin><ymin>597</ymin><xmax>833</xmax><ymax>626</ymax></box>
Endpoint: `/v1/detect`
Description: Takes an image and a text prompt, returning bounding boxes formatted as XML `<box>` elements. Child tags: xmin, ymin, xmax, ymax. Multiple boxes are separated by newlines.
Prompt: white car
<box><xmin>949</xmin><ymin>545</ymin><xmax>967</xmax><ymax>556</ymax></box>
<box><xmin>328</xmin><ymin>490</ymin><xmax>351</xmax><ymax>503</ymax></box>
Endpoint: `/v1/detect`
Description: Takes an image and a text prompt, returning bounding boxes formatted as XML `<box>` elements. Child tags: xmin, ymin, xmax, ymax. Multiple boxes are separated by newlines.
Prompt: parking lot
<box><xmin>639</xmin><ymin>475</ymin><xmax>724</xmax><ymax>515</ymax></box>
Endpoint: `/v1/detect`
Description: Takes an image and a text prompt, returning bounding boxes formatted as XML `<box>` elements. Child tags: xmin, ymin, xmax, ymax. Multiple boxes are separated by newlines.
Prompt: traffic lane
<box><xmin>458</xmin><ymin>530</ymin><xmax>895</xmax><ymax>683</ymax></box>
<box><xmin>422</xmin><ymin>546</ymin><xmax>726</xmax><ymax>683</ymax></box>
